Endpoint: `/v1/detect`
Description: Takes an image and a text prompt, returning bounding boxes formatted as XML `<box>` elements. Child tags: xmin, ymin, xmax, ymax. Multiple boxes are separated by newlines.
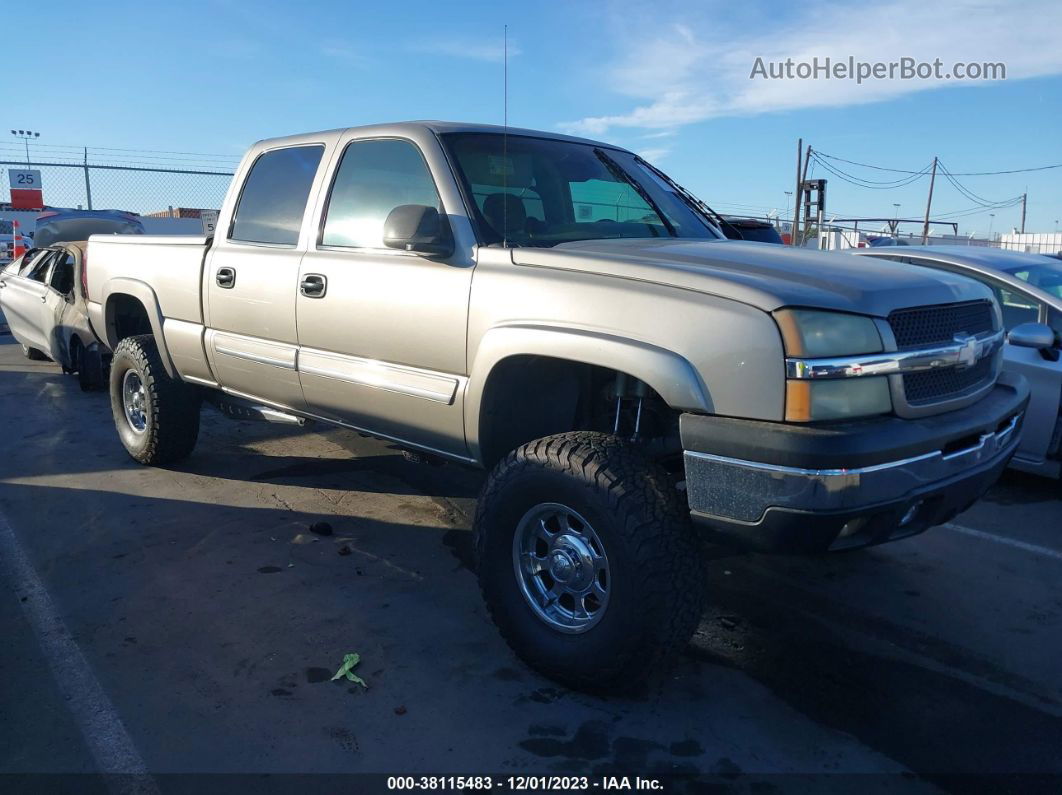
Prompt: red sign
<box><xmin>10</xmin><ymin>188</ymin><xmax>43</xmax><ymax>210</ymax></box>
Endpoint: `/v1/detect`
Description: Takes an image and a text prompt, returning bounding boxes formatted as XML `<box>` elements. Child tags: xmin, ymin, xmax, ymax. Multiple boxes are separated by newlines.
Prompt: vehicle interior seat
<box><xmin>483</xmin><ymin>193</ymin><xmax>527</xmax><ymax>240</ymax></box>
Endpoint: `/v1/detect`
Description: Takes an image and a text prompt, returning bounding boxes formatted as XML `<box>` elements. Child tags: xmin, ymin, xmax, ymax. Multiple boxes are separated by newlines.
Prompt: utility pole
<box><xmin>921</xmin><ymin>156</ymin><xmax>937</xmax><ymax>244</ymax></box>
<box><xmin>796</xmin><ymin>144</ymin><xmax>812</xmax><ymax>245</ymax></box>
<box><xmin>1020</xmin><ymin>192</ymin><xmax>1026</xmax><ymax>234</ymax></box>
<box><xmin>791</xmin><ymin>139</ymin><xmax>802</xmax><ymax>246</ymax></box>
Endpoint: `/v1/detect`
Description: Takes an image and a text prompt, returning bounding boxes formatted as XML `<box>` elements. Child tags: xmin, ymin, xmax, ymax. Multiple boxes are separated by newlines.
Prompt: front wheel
<box><xmin>475</xmin><ymin>432</ymin><xmax>704</xmax><ymax>692</ymax></box>
<box><xmin>109</xmin><ymin>334</ymin><xmax>201</xmax><ymax>464</ymax></box>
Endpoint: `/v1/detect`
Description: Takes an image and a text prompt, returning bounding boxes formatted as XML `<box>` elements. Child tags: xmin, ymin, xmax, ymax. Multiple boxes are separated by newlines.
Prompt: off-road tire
<box><xmin>109</xmin><ymin>334</ymin><xmax>200</xmax><ymax>465</ymax></box>
<box><xmin>475</xmin><ymin>431</ymin><xmax>704</xmax><ymax>692</ymax></box>
<box><xmin>22</xmin><ymin>344</ymin><xmax>49</xmax><ymax>361</ymax></box>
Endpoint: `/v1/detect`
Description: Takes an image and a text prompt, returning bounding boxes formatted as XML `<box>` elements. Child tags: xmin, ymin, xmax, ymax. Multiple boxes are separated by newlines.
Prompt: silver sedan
<box><xmin>852</xmin><ymin>245</ymin><xmax>1062</xmax><ymax>478</ymax></box>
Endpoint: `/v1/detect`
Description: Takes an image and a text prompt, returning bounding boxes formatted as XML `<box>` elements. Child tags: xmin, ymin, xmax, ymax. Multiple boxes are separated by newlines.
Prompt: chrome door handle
<box><xmin>216</xmin><ymin>267</ymin><xmax>236</xmax><ymax>288</ymax></box>
<box><xmin>300</xmin><ymin>274</ymin><xmax>327</xmax><ymax>298</ymax></box>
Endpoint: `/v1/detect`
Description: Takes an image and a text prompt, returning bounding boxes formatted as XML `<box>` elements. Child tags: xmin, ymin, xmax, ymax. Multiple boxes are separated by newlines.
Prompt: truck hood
<box><xmin>511</xmin><ymin>239</ymin><xmax>990</xmax><ymax>317</ymax></box>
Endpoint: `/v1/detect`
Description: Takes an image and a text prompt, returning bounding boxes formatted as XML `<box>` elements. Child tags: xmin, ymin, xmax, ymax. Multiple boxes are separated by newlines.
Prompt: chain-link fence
<box><xmin>789</xmin><ymin>221</ymin><xmax>1062</xmax><ymax>257</ymax></box>
<box><xmin>1</xmin><ymin>158</ymin><xmax>233</xmax><ymax>215</ymax></box>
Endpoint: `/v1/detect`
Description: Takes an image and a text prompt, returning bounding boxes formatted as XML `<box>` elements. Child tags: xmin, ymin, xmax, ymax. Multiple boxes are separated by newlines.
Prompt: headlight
<box><xmin>776</xmin><ymin>309</ymin><xmax>891</xmax><ymax>421</ymax></box>
<box><xmin>774</xmin><ymin>309</ymin><xmax>883</xmax><ymax>357</ymax></box>
<box><xmin>785</xmin><ymin>378</ymin><xmax>892</xmax><ymax>421</ymax></box>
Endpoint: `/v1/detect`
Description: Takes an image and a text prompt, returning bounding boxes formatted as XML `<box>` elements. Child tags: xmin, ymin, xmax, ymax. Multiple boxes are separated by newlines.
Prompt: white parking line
<box><xmin>943</xmin><ymin>522</ymin><xmax>1062</xmax><ymax>563</ymax></box>
<box><xmin>0</xmin><ymin>510</ymin><xmax>159</xmax><ymax>794</ymax></box>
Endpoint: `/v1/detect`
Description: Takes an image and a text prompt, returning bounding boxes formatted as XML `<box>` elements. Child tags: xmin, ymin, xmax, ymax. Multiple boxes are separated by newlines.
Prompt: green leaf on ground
<box><xmin>331</xmin><ymin>653</ymin><xmax>368</xmax><ymax>688</ymax></box>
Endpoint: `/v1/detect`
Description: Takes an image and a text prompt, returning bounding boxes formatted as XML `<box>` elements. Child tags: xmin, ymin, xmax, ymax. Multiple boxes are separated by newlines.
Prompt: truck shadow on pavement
<box><xmin>3</xmin><ymin>354</ymin><xmax>1062</xmax><ymax>786</ymax></box>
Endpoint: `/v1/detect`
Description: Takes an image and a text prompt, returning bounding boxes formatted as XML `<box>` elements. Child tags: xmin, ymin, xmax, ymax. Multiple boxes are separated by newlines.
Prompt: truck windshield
<box><xmin>442</xmin><ymin>133</ymin><xmax>720</xmax><ymax>247</ymax></box>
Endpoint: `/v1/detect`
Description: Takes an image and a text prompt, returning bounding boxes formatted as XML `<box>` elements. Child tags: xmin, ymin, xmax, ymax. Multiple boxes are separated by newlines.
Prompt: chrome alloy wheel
<box><xmin>512</xmin><ymin>503</ymin><xmax>611</xmax><ymax>633</ymax></box>
<box><xmin>122</xmin><ymin>369</ymin><xmax>148</xmax><ymax>433</ymax></box>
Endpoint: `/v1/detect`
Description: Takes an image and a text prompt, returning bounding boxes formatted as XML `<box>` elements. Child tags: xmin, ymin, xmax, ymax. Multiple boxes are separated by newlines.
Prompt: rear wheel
<box><xmin>21</xmin><ymin>344</ymin><xmax>49</xmax><ymax>361</ymax></box>
<box><xmin>109</xmin><ymin>334</ymin><xmax>200</xmax><ymax>464</ymax></box>
<box><xmin>475</xmin><ymin>432</ymin><xmax>704</xmax><ymax>692</ymax></box>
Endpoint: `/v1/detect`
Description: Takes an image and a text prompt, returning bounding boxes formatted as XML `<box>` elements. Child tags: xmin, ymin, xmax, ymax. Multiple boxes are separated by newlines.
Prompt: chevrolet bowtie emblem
<box><xmin>954</xmin><ymin>333</ymin><xmax>979</xmax><ymax>369</ymax></box>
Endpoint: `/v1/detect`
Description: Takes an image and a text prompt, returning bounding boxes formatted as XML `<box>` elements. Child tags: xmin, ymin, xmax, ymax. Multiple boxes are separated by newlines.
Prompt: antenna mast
<box><xmin>503</xmin><ymin>23</ymin><xmax>508</xmax><ymax>248</ymax></box>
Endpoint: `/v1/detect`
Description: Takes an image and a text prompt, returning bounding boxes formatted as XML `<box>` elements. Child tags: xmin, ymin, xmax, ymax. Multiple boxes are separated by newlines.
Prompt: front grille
<box><xmin>888</xmin><ymin>301</ymin><xmax>995</xmax><ymax>350</ymax></box>
<box><xmin>903</xmin><ymin>355</ymin><xmax>995</xmax><ymax>405</ymax></box>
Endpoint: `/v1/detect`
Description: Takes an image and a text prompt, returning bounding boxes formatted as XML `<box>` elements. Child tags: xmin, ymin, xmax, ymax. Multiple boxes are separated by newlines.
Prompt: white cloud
<box><xmin>320</xmin><ymin>41</ymin><xmax>369</xmax><ymax>65</ymax></box>
<box><xmin>409</xmin><ymin>37</ymin><xmax>521</xmax><ymax>63</ymax></box>
<box><xmin>637</xmin><ymin>146</ymin><xmax>671</xmax><ymax>162</ymax></box>
<box><xmin>561</xmin><ymin>0</ymin><xmax>1062</xmax><ymax>136</ymax></box>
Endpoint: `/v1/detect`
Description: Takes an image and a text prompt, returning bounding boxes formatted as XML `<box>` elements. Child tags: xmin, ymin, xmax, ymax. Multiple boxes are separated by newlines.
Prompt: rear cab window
<box><xmin>229</xmin><ymin>145</ymin><xmax>324</xmax><ymax>246</ymax></box>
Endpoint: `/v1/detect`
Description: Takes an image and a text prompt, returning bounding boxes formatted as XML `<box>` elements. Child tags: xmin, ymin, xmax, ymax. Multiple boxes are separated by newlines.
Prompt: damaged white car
<box><xmin>0</xmin><ymin>242</ymin><xmax>107</xmax><ymax>390</ymax></box>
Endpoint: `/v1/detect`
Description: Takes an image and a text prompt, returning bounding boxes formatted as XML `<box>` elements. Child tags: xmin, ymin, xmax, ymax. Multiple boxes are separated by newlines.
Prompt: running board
<box><xmin>207</xmin><ymin>394</ymin><xmax>306</xmax><ymax>426</ymax></box>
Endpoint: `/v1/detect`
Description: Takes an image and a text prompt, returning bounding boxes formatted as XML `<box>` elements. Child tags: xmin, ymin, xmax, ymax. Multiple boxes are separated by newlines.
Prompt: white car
<box><xmin>0</xmin><ymin>242</ymin><xmax>107</xmax><ymax>389</ymax></box>
<box><xmin>852</xmin><ymin>245</ymin><xmax>1062</xmax><ymax>478</ymax></box>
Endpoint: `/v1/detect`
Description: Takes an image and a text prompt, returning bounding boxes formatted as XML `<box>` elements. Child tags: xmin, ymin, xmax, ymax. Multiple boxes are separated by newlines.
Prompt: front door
<box><xmin>204</xmin><ymin>143</ymin><xmax>326</xmax><ymax>411</ymax></box>
<box><xmin>295</xmin><ymin>136</ymin><xmax>473</xmax><ymax>457</ymax></box>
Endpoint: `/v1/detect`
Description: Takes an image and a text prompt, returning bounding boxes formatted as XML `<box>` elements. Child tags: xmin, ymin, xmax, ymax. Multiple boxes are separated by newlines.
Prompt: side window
<box><xmin>1048</xmin><ymin>307</ymin><xmax>1062</xmax><ymax>340</ymax></box>
<box><xmin>25</xmin><ymin>251</ymin><xmax>56</xmax><ymax>283</ymax></box>
<box><xmin>17</xmin><ymin>249</ymin><xmax>46</xmax><ymax>276</ymax></box>
<box><xmin>988</xmin><ymin>281</ymin><xmax>1042</xmax><ymax>331</ymax></box>
<box><xmin>229</xmin><ymin>145</ymin><xmax>324</xmax><ymax>246</ymax></box>
<box><xmin>321</xmin><ymin>139</ymin><xmax>442</xmax><ymax>249</ymax></box>
<box><xmin>49</xmin><ymin>252</ymin><xmax>75</xmax><ymax>294</ymax></box>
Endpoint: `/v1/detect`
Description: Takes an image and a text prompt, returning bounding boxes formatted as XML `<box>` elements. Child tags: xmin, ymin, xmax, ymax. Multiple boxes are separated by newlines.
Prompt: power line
<box><xmin>937</xmin><ymin>160</ymin><xmax>1023</xmax><ymax>208</ymax></box>
<box><xmin>815</xmin><ymin>149</ymin><xmax>1062</xmax><ymax>177</ymax></box>
<box><xmin>814</xmin><ymin>152</ymin><xmax>926</xmax><ymax>175</ymax></box>
<box><xmin>811</xmin><ymin>153</ymin><xmax>931</xmax><ymax>189</ymax></box>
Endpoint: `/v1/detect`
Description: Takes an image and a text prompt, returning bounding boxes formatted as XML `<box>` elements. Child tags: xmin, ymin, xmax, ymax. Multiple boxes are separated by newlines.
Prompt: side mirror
<box><xmin>1008</xmin><ymin>322</ymin><xmax>1060</xmax><ymax>361</ymax></box>
<box><xmin>383</xmin><ymin>205</ymin><xmax>453</xmax><ymax>257</ymax></box>
<box><xmin>1008</xmin><ymin>322</ymin><xmax>1056</xmax><ymax>350</ymax></box>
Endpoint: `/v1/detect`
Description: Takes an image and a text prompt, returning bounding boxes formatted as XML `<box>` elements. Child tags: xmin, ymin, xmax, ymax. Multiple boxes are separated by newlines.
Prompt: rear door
<box><xmin>204</xmin><ymin>140</ymin><xmax>331</xmax><ymax>410</ymax></box>
<box><xmin>41</xmin><ymin>249</ymin><xmax>77</xmax><ymax>362</ymax></box>
<box><xmin>3</xmin><ymin>249</ymin><xmax>57</xmax><ymax>351</ymax></box>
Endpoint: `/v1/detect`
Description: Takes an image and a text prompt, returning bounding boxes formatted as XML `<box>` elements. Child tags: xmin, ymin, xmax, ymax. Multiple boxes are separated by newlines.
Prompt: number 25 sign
<box><xmin>9</xmin><ymin>169</ymin><xmax>42</xmax><ymax>188</ymax></box>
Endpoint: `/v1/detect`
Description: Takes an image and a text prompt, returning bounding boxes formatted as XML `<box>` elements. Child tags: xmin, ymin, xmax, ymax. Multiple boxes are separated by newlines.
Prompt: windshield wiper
<box><xmin>632</xmin><ymin>155</ymin><xmax>739</xmax><ymax>240</ymax></box>
<box><xmin>593</xmin><ymin>148</ymin><xmax>677</xmax><ymax>238</ymax></box>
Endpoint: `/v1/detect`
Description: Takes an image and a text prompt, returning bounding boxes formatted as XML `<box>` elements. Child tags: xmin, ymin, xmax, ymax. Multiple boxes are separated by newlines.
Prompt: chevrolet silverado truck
<box><xmin>85</xmin><ymin>122</ymin><xmax>1029</xmax><ymax>692</ymax></box>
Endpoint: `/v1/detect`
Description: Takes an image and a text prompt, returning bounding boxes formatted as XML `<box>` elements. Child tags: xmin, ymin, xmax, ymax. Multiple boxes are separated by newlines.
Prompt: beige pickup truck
<box><xmin>85</xmin><ymin>121</ymin><xmax>1028</xmax><ymax>691</ymax></box>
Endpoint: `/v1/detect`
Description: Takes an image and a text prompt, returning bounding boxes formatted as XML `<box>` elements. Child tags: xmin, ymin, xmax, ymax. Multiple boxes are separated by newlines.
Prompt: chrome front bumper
<box><xmin>684</xmin><ymin>412</ymin><xmax>1021</xmax><ymax>524</ymax></box>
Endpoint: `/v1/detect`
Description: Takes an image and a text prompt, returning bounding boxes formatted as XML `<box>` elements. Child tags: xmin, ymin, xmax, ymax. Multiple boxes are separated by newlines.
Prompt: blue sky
<box><xmin>8</xmin><ymin>0</ymin><xmax>1062</xmax><ymax>235</ymax></box>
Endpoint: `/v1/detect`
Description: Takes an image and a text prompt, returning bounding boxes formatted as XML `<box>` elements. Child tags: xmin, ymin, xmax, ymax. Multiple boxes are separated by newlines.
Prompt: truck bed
<box><xmin>85</xmin><ymin>234</ymin><xmax>209</xmax><ymax>329</ymax></box>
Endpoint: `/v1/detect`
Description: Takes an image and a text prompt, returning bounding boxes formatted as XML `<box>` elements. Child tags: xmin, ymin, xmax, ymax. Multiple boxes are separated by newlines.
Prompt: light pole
<box><xmin>9</xmin><ymin>130</ymin><xmax>40</xmax><ymax>166</ymax></box>
<box><xmin>784</xmin><ymin>191</ymin><xmax>792</xmax><ymax>217</ymax></box>
<box><xmin>988</xmin><ymin>213</ymin><xmax>995</xmax><ymax>241</ymax></box>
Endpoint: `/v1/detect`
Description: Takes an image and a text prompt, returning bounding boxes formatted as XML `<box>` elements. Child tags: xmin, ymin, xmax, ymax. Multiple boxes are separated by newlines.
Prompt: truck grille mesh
<box><xmin>903</xmin><ymin>355</ymin><xmax>995</xmax><ymax>405</ymax></box>
<box><xmin>889</xmin><ymin>301</ymin><xmax>997</xmax><ymax>406</ymax></box>
<box><xmin>888</xmin><ymin>301</ymin><xmax>995</xmax><ymax>350</ymax></box>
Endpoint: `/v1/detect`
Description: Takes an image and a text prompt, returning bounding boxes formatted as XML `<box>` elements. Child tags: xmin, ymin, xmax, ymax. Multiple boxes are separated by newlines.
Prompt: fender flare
<box><xmin>464</xmin><ymin>324</ymin><xmax>712</xmax><ymax>463</ymax></box>
<box><xmin>99</xmin><ymin>278</ymin><xmax>177</xmax><ymax>378</ymax></box>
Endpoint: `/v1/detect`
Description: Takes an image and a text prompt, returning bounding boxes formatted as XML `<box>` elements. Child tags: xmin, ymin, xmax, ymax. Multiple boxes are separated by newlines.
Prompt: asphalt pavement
<box><xmin>1</xmin><ymin>328</ymin><xmax>1060</xmax><ymax>794</ymax></box>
